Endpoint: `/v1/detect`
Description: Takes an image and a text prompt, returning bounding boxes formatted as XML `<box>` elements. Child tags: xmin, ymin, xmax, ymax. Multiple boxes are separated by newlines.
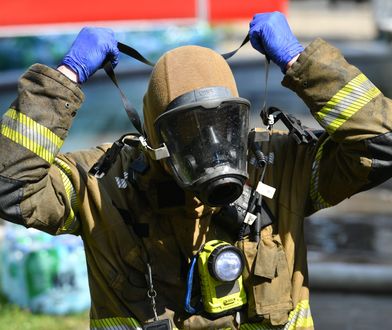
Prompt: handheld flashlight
<box><xmin>197</xmin><ymin>240</ymin><xmax>247</xmax><ymax>316</ymax></box>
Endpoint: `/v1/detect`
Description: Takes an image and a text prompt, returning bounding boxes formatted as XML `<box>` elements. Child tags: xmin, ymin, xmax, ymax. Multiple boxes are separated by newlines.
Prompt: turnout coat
<box><xmin>1</xmin><ymin>39</ymin><xmax>391</xmax><ymax>329</ymax></box>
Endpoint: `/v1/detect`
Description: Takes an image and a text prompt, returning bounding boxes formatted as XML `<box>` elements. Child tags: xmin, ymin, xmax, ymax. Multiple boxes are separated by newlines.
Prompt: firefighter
<box><xmin>0</xmin><ymin>11</ymin><xmax>391</xmax><ymax>330</ymax></box>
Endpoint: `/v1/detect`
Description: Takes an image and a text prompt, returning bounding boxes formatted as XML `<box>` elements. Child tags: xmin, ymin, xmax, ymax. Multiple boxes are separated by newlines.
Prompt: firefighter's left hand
<box><xmin>249</xmin><ymin>11</ymin><xmax>304</xmax><ymax>73</ymax></box>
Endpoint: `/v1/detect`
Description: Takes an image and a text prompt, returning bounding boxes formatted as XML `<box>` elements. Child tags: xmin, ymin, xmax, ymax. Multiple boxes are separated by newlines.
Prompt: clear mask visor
<box><xmin>155</xmin><ymin>99</ymin><xmax>249</xmax><ymax>189</ymax></box>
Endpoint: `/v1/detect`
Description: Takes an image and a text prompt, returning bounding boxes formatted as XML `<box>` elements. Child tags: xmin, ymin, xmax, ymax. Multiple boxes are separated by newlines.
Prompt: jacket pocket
<box><xmin>240</xmin><ymin>227</ymin><xmax>293</xmax><ymax>326</ymax></box>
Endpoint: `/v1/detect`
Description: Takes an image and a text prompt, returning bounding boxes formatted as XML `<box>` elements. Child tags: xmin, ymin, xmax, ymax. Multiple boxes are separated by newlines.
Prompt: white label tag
<box><xmin>244</xmin><ymin>212</ymin><xmax>257</xmax><ymax>225</ymax></box>
<box><xmin>256</xmin><ymin>182</ymin><xmax>276</xmax><ymax>199</ymax></box>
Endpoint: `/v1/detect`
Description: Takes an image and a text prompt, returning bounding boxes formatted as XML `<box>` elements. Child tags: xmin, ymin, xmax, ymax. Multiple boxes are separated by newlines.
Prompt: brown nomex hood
<box><xmin>143</xmin><ymin>45</ymin><xmax>239</xmax><ymax>149</ymax></box>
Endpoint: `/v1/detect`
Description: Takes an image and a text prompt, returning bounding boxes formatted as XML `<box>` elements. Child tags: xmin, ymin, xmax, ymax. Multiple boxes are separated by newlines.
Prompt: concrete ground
<box><xmin>311</xmin><ymin>291</ymin><xmax>392</xmax><ymax>330</ymax></box>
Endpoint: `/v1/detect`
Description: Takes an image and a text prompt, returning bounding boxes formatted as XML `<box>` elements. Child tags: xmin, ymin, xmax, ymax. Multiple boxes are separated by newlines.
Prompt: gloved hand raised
<box><xmin>249</xmin><ymin>12</ymin><xmax>304</xmax><ymax>73</ymax></box>
<box><xmin>60</xmin><ymin>27</ymin><xmax>119</xmax><ymax>83</ymax></box>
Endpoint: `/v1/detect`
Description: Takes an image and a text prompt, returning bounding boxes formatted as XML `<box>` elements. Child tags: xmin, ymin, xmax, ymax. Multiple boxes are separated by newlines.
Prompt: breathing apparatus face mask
<box><xmin>92</xmin><ymin>39</ymin><xmax>257</xmax><ymax>207</ymax></box>
<box><xmin>154</xmin><ymin>86</ymin><xmax>250</xmax><ymax>207</ymax></box>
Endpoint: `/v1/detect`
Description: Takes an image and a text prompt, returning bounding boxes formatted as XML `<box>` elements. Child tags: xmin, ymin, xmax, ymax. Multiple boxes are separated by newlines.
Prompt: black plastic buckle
<box><xmin>267</xmin><ymin>107</ymin><xmax>317</xmax><ymax>145</ymax></box>
<box><xmin>89</xmin><ymin>140</ymin><xmax>124</xmax><ymax>178</ymax></box>
<box><xmin>143</xmin><ymin>319</ymin><xmax>172</xmax><ymax>330</ymax></box>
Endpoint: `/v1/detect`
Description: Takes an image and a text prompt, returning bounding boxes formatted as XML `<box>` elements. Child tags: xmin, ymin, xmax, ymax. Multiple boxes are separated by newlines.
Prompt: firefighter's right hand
<box><xmin>59</xmin><ymin>27</ymin><xmax>119</xmax><ymax>83</ymax></box>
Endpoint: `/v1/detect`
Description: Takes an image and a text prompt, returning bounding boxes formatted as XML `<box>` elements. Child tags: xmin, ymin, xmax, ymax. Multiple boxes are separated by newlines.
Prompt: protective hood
<box><xmin>143</xmin><ymin>45</ymin><xmax>239</xmax><ymax>149</ymax></box>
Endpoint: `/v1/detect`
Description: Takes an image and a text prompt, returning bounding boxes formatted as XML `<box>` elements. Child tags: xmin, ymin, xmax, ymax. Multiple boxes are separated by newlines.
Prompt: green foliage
<box><xmin>0</xmin><ymin>293</ymin><xmax>89</xmax><ymax>330</ymax></box>
<box><xmin>0</xmin><ymin>35</ymin><xmax>73</xmax><ymax>71</ymax></box>
<box><xmin>0</xmin><ymin>24</ymin><xmax>216</xmax><ymax>72</ymax></box>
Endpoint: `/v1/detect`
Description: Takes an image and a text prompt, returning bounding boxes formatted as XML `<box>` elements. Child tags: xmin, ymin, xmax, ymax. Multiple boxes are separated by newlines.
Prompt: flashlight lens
<box><xmin>214</xmin><ymin>250</ymin><xmax>243</xmax><ymax>282</ymax></box>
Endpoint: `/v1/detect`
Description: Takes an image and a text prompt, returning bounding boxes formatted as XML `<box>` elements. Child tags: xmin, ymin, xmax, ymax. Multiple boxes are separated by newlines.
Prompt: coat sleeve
<box><xmin>0</xmin><ymin>64</ymin><xmax>94</xmax><ymax>235</ymax></box>
<box><xmin>282</xmin><ymin>38</ymin><xmax>392</xmax><ymax>214</ymax></box>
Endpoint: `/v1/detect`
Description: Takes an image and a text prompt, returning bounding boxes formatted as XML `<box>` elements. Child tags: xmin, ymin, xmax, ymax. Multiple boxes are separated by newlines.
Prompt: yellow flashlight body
<box><xmin>197</xmin><ymin>240</ymin><xmax>247</xmax><ymax>316</ymax></box>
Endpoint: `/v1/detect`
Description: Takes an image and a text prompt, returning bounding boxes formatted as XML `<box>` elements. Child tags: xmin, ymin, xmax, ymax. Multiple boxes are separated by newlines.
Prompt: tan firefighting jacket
<box><xmin>1</xmin><ymin>38</ymin><xmax>392</xmax><ymax>330</ymax></box>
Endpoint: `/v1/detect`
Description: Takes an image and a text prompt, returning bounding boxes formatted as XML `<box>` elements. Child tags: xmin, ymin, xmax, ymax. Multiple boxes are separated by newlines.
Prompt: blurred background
<box><xmin>0</xmin><ymin>0</ymin><xmax>392</xmax><ymax>329</ymax></box>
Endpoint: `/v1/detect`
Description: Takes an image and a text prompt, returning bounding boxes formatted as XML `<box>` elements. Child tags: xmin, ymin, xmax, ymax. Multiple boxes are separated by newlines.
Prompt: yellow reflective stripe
<box><xmin>310</xmin><ymin>137</ymin><xmax>331</xmax><ymax>211</ymax></box>
<box><xmin>90</xmin><ymin>301</ymin><xmax>312</xmax><ymax>330</ymax></box>
<box><xmin>317</xmin><ymin>73</ymin><xmax>367</xmax><ymax>121</ymax></box>
<box><xmin>54</xmin><ymin>157</ymin><xmax>79</xmax><ymax>234</ymax></box>
<box><xmin>326</xmin><ymin>86</ymin><xmax>380</xmax><ymax>134</ymax></box>
<box><xmin>90</xmin><ymin>317</ymin><xmax>182</xmax><ymax>330</ymax></box>
<box><xmin>90</xmin><ymin>317</ymin><xmax>142</xmax><ymax>329</ymax></box>
<box><xmin>5</xmin><ymin>108</ymin><xmax>63</xmax><ymax>148</ymax></box>
<box><xmin>1</xmin><ymin>108</ymin><xmax>63</xmax><ymax>162</ymax></box>
<box><xmin>285</xmin><ymin>300</ymin><xmax>314</xmax><ymax>330</ymax></box>
<box><xmin>240</xmin><ymin>321</ymin><xmax>279</xmax><ymax>329</ymax></box>
<box><xmin>1</xmin><ymin>125</ymin><xmax>52</xmax><ymax>163</ymax></box>
<box><xmin>316</xmin><ymin>73</ymin><xmax>381</xmax><ymax>134</ymax></box>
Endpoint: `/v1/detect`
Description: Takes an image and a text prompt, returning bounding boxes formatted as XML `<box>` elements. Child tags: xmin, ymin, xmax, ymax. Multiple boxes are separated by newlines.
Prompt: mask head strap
<box><xmin>116</xmin><ymin>33</ymin><xmax>250</xmax><ymax>68</ymax></box>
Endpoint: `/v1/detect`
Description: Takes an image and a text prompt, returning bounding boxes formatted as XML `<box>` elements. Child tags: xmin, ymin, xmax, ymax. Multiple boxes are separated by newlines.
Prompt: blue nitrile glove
<box><xmin>60</xmin><ymin>27</ymin><xmax>119</xmax><ymax>83</ymax></box>
<box><xmin>249</xmin><ymin>12</ymin><xmax>304</xmax><ymax>73</ymax></box>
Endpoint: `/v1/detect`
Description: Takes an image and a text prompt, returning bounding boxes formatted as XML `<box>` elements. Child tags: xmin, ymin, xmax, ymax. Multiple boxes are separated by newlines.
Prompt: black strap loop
<box><xmin>103</xmin><ymin>61</ymin><xmax>144</xmax><ymax>135</ymax></box>
<box><xmin>220</xmin><ymin>34</ymin><xmax>250</xmax><ymax>60</ymax></box>
<box><xmin>117</xmin><ymin>34</ymin><xmax>250</xmax><ymax>67</ymax></box>
<box><xmin>118</xmin><ymin>42</ymin><xmax>155</xmax><ymax>67</ymax></box>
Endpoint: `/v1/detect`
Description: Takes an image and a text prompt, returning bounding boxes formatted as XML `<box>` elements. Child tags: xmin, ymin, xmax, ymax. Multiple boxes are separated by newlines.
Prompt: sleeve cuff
<box><xmin>281</xmin><ymin>38</ymin><xmax>361</xmax><ymax>116</ymax></box>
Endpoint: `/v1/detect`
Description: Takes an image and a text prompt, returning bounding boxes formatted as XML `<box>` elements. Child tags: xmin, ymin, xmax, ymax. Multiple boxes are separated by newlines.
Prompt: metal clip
<box><xmin>139</xmin><ymin>136</ymin><xmax>170</xmax><ymax>160</ymax></box>
<box><xmin>146</xmin><ymin>263</ymin><xmax>158</xmax><ymax>321</ymax></box>
<box><xmin>267</xmin><ymin>114</ymin><xmax>275</xmax><ymax>129</ymax></box>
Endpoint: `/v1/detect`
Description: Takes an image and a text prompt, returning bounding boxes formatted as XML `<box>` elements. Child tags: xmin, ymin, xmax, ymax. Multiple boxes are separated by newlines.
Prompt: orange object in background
<box><xmin>0</xmin><ymin>0</ymin><xmax>287</xmax><ymax>27</ymax></box>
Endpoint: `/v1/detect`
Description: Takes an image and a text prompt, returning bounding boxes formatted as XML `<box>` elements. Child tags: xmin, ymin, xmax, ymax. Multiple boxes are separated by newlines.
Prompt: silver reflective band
<box><xmin>139</xmin><ymin>136</ymin><xmax>170</xmax><ymax>160</ymax></box>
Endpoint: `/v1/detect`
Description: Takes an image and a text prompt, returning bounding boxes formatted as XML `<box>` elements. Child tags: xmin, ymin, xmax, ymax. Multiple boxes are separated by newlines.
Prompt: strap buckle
<box><xmin>89</xmin><ymin>140</ymin><xmax>124</xmax><ymax>178</ymax></box>
<box><xmin>265</xmin><ymin>106</ymin><xmax>318</xmax><ymax>145</ymax></box>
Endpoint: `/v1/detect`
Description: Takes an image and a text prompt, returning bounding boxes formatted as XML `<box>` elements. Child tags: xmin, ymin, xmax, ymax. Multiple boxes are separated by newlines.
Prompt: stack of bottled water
<box><xmin>0</xmin><ymin>222</ymin><xmax>90</xmax><ymax>314</ymax></box>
